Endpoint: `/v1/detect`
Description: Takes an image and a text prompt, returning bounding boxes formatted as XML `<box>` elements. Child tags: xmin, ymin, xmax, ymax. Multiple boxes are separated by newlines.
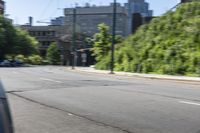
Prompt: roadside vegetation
<box><xmin>0</xmin><ymin>15</ymin><xmax>46</xmax><ymax>65</ymax></box>
<box><xmin>0</xmin><ymin>16</ymin><xmax>39</xmax><ymax>59</ymax></box>
<box><xmin>91</xmin><ymin>23</ymin><xmax>124</xmax><ymax>70</ymax></box>
<box><xmin>0</xmin><ymin>15</ymin><xmax>61</xmax><ymax>65</ymax></box>
<box><xmin>92</xmin><ymin>1</ymin><xmax>200</xmax><ymax>76</ymax></box>
<box><xmin>46</xmin><ymin>42</ymin><xmax>61</xmax><ymax>65</ymax></box>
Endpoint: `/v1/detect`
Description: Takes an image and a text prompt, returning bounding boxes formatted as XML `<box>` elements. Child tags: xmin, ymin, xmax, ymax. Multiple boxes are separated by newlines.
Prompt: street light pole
<box><xmin>111</xmin><ymin>0</ymin><xmax>117</xmax><ymax>74</ymax></box>
<box><xmin>72</xmin><ymin>8</ymin><xmax>76</xmax><ymax>69</ymax></box>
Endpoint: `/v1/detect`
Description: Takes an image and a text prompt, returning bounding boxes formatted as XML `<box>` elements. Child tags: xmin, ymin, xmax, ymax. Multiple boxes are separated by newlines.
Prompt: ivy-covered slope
<box><xmin>114</xmin><ymin>1</ymin><xmax>200</xmax><ymax>76</ymax></box>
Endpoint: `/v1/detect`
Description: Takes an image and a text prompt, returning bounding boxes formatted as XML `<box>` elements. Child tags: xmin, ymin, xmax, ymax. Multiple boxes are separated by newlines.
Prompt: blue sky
<box><xmin>5</xmin><ymin>0</ymin><xmax>180</xmax><ymax>25</ymax></box>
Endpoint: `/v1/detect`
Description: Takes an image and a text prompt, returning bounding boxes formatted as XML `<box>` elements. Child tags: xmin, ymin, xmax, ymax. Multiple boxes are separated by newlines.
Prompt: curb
<box><xmin>67</xmin><ymin>67</ymin><xmax>200</xmax><ymax>83</ymax></box>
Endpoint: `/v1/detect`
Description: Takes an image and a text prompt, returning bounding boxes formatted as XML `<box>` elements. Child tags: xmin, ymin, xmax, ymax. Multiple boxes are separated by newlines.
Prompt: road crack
<box><xmin>9</xmin><ymin>92</ymin><xmax>134</xmax><ymax>133</ymax></box>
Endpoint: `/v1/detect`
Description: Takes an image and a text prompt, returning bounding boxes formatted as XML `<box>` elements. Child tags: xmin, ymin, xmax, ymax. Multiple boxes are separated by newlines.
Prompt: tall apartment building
<box><xmin>0</xmin><ymin>0</ymin><xmax>5</xmax><ymax>15</ymax></box>
<box><xmin>64</xmin><ymin>3</ymin><xmax>128</xmax><ymax>37</ymax></box>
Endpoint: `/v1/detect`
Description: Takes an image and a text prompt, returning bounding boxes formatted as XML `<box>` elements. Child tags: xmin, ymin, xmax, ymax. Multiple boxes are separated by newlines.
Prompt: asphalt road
<box><xmin>0</xmin><ymin>66</ymin><xmax>200</xmax><ymax>133</ymax></box>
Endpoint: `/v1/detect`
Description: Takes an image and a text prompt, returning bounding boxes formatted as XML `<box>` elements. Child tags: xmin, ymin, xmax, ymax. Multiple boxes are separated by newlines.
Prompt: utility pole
<box><xmin>72</xmin><ymin>8</ymin><xmax>76</xmax><ymax>69</ymax></box>
<box><xmin>111</xmin><ymin>0</ymin><xmax>117</xmax><ymax>74</ymax></box>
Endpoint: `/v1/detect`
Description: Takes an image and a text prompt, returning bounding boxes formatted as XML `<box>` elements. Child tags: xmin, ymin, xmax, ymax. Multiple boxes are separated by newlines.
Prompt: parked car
<box><xmin>10</xmin><ymin>60</ymin><xmax>24</xmax><ymax>67</ymax></box>
<box><xmin>0</xmin><ymin>60</ymin><xmax>24</xmax><ymax>67</ymax></box>
<box><xmin>0</xmin><ymin>60</ymin><xmax>11</xmax><ymax>67</ymax></box>
<box><xmin>0</xmin><ymin>81</ymin><xmax>14</xmax><ymax>133</ymax></box>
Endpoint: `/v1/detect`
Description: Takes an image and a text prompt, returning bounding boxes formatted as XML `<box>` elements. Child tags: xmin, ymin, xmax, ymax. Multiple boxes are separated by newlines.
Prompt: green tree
<box><xmin>14</xmin><ymin>28</ymin><xmax>39</xmax><ymax>56</ymax></box>
<box><xmin>91</xmin><ymin>23</ymin><xmax>112</xmax><ymax>69</ymax></box>
<box><xmin>46</xmin><ymin>42</ymin><xmax>60</xmax><ymax>65</ymax></box>
<box><xmin>98</xmin><ymin>1</ymin><xmax>200</xmax><ymax>76</ymax></box>
<box><xmin>0</xmin><ymin>16</ymin><xmax>39</xmax><ymax>59</ymax></box>
<box><xmin>91</xmin><ymin>23</ymin><xmax>111</xmax><ymax>61</ymax></box>
<box><xmin>28</xmin><ymin>55</ymin><xmax>43</xmax><ymax>65</ymax></box>
<box><xmin>0</xmin><ymin>16</ymin><xmax>15</xmax><ymax>59</ymax></box>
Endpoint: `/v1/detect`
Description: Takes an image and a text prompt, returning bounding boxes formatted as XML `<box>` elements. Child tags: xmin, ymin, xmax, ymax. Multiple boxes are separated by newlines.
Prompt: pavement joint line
<box><xmin>9</xmin><ymin>92</ymin><xmax>133</xmax><ymax>133</ymax></box>
<box><xmin>5</xmin><ymin>83</ymin><xmax>124</xmax><ymax>94</ymax></box>
<box><xmin>6</xmin><ymin>87</ymin><xmax>200</xmax><ymax>104</ymax></box>
<box><xmin>116</xmin><ymin>88</ymin><xmax>200</xmax><ymax>103</ymax></box>
<box><xmin>179</xmin><ymin>101</ymin><xmax>200</xmax><ymax>106</ymax></box>
<box><xmin>40</xmin><ymin>77</ymin><xmax>63</xmax><ymax>83</ymax></box>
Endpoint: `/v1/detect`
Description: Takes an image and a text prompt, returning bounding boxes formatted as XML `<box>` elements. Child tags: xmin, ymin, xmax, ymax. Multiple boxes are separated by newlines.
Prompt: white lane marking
<box><xmin>40</xmin><ymin>78</ymin><xmax>63</xmax><ymax>83</ymax></box>
<box><xmin>179</xmin><ymin>101</ymin><xmax>200</xmax><ymax>106</ymax></box>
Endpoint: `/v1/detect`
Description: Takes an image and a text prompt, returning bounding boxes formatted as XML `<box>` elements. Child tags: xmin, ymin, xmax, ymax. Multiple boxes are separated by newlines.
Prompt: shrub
<box><xmin>113</xmin><ymin>1</ymin><xmax>200</xmax><ymax>76</ymax></box>
<box><xmin>28</xmin><ymin>55</ymin><xmax>43</xmax><ymax>65</ymax></box>
<box><xmin>46</xmin><ymin>42</ymin><xmax>60</xmax><ymax>65</ymax></box>
<box><xmin>15</xmin><ymin>54</ymin><xmax>26</xmax><ymax>62</ymax></box>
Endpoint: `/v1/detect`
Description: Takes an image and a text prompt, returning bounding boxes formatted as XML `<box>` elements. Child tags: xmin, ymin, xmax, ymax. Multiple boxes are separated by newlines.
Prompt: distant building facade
<box><xmin>132</xmin><ymin>13</ymin><xmax>154</xmax><ymax>33</ymax></box>
<box><xmin>64</xmin><ymin>3</ymin><xmax>128</xmax><ymax>36</ymax></box>
<box><xmin>63</xmin><ymin>0</ymin><xmax>153</xmax><ymax>37</ymax></box>
<box><xmin>51</xmin><ymin>16</ymin><xmax>65</xmax><ymax>26</ymax></box>
<box><xmin>125</xmin><ymin>0</ymin><xmax>153</xmax><ymax>17</ymax></box>
<box><xmin>181</xmin><ymin>0</ymin><xmax>192</xmax><ymax>3</ymax></box>
<box><xmin>21</xmin><ymin>25</ymin><xmax>90</xmax><ymax>66</ymax></box>
<box><xmin>0</xmin><ymin>0</ymin><xmax>5</xmax><ymax>15</ymax></box>
<box><xmin>125</xmin><ymin>0</ymin><xmax>153</xmax><ymax>34</ymax></box>
<box><xmin>21</xmin><ymin>25</ymin><xmax>71</xmax><ymax>56</ymax></box>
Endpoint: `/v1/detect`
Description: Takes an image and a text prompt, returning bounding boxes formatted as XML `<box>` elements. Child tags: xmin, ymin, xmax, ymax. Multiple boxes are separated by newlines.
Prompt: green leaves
<box><xmin>91</xmin><ymin>23</ymin><xmax>124</xmax><ymax>69</ymax></box>
<box><xmin>91</xmin><ymin>23</ymin><xmax>111</xmax><ymax>61</ymax></box>
<box><xmin>90</xmin><ymin>23</ymin><xmax>112</xmax><ymax>69</ymax></box>
<box><xmin>112</xmin><ymin>1</ymin><xmax>200</xmax><ymax>76</ymax></box>
<box><xmin>0</xmin><ymin>16</ymin><xmax>39</xmax><ymax>59</ymax></box>
<box><xmin>46</xmin><ymin>42</ymin><xmax>60</xmax><ymax>65</ymax></box>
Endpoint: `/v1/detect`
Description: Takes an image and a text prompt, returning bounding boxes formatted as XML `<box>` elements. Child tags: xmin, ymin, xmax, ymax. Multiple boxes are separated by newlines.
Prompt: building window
<box><xmin>42</xmin><ymin>31</ymin><xmax>46</xmax><ymax>36</ymax></box>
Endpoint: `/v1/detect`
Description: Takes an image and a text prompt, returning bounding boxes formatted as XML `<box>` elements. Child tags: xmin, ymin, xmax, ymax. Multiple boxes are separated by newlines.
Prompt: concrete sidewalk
<box><xmin>67</xmin><ymin>67</ymin><xmax>200</xmax><ymax>83</ymax></box>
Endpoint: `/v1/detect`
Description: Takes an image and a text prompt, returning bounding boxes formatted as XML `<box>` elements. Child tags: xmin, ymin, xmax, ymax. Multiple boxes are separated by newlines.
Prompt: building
<box><xmin>64</xmin><ymin>3</ymin><xmax>129</xmax><ymax>37</ymax></box>
<box><xmin>0</xmin><ymin>0</ymin><xmax>5</xmax><ymax>15</ymax></box>
<box><xmin>21</xmin><ymin>25</ymin><xmax>71</xmax><ymax>56</ymax></box>
<box><xmin>181</xmin><ymin>0</ymin><xmax>192</xmax><ymax>3</ymax></box>
<box><xmin>125</xmin><ymin>0</ymin><xmax>153</xmax><ymax>34</ymax></box>
<box><xmin>21</xmin><ymin>25</ymin><xmax>89</xmax><ymax>66</ymax></box>
<box><xmin>132</xmin><ymin>13</ymin><xmax>154</xmax><ymax>33</ymax></box>
<box><xmin>64</xmin><ymin>0</ymin><xmax>153</xmax><ymax>37</ymax></box>
<box><xmin>51</xmin><ymin>16</ymin><xmax>65</xmax><ymax>26</ymax></box>
<box><xmin>58</xmin><ymin>33</ymin><xmax>91</xmax><ymax>66</ymax></box>
<box><xmin>125</xmin><ymin>0</ymin><xmax>153</xmax><ymax>17</ymax></box>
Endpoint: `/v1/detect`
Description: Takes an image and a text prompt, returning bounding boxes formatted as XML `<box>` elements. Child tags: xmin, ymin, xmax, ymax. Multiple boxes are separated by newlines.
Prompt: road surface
<box><xmin>0</xmin><ymin>66</ymin><xmax>200</xmax><ymax>133</ymax></box>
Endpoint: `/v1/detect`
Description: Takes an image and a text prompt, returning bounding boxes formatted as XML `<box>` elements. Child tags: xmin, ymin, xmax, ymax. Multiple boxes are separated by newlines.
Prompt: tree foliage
<box><xmin>46</xmin><ymin>42</ymin><xmax>60</xmax><ymax>65</ymax></box>
<box><xmin>91</xmin><ymin>23</ymin><xmax>124</xmax><ymax>69</ymax></box>
<box><xmin>91</xmin><ymin>23</ymin><xmax>111</xmax><ymax>61</ymax></box>
<box><xmin>0</xmin><ymin>16</ymin><xmax>38</xmax><ymax>59</ymax></box>
<box><xmin>28</xmin><ymin>55</ymin><xmax>43</xmax><ymax>65</ymax></box>
<box><xmin>100</xmin><ymin>1</ymin><xmax>200</xmax><ymax>76</ymax></box>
